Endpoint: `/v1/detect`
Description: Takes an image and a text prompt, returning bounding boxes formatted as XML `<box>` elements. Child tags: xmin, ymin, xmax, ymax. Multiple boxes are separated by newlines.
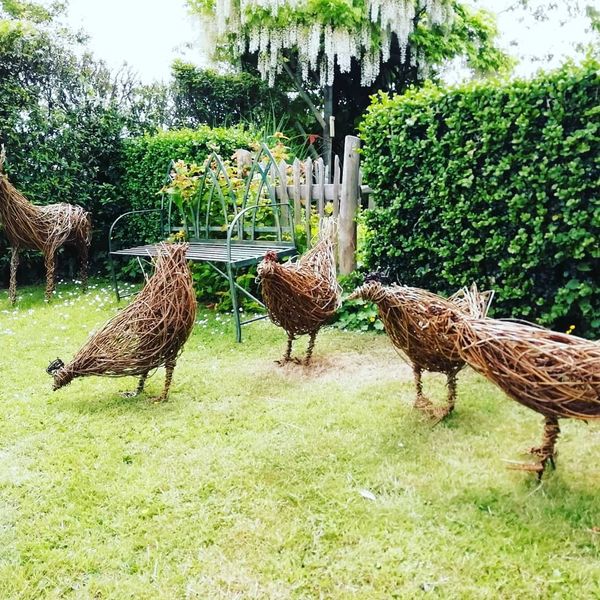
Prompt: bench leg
<box><xmin>227</xmin><ymin>262</ymin><xmax>242</xmax><ymax>343</ymax></box>
<box><xmin>110</xmin><ymin>254</ymin><xmax>121</xmax><ymax>302</ymax></box>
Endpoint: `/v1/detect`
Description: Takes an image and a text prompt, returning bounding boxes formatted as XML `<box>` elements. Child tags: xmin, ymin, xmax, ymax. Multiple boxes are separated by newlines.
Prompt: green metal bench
<box><xmin>108</xmin><ymin>145</ymin><xmax>297</xmax><ymax>342</ymax></box>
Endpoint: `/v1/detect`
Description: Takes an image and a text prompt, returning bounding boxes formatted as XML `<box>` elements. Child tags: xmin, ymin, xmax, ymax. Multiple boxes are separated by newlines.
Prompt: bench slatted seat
<box><xmin>111</xmin><ymin>240</ymin><xmax>296</xmax><ymax>268</ymax></box>
<box><xmin>108</xmin><ymin>145</ymin><xmax>297</xmax><ymax>342</ymax></box>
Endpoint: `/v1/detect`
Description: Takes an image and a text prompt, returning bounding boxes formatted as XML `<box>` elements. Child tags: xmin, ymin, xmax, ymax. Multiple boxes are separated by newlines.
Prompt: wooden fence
<box><xmin>267</xmin><ymin>135</ymin><xmax>366</xmax><ymax>274</ymax></box>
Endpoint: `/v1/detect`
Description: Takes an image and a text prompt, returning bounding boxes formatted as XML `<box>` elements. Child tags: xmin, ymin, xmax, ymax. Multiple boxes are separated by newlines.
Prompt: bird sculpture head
<box><xmin>347</xmin><ymin>271</ymin><xmax>392</xmax><ymax>303</ymax></box>
<box><xmin>263</xmin><ymin>250</ymin><xmax>279</xmax><ymax>262</ymax></box>
<box><xmin>256</xmin><ymin>250</ymin><xmax>280</xmax><ymax>280</ymax></box>
<box><xmin>46</xmin><ymin>357</ymin><xmax>70</xmax><ymax>390</ymax></box>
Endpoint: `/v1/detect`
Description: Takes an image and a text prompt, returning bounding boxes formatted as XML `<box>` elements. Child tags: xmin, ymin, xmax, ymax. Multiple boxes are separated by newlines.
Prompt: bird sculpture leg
<box><xmin>8</xmin><ymin>246</ymin><xmax>19</xmax><ymax>305</ymax></box>
<box><xmin>529</xmin><ymin>416</ymin><xmax>560</xmax><ymax>478</ymax></box>
<box><xmin>150</xmin><ymin>361</ymin><xmax>175</xmax><ymax>403</ymax></box>
<box><xmin>78</xmin><ymin>237</ymin><xmax>89</xmax><ymax>292</ymax></box>
<box><xmin>304</xmin><ymin>331</ymin><xmax>317</xmax><ymax>366</ymax></box>
<box><xmin>508</xmin><ymin>416</ymin><xmax>560</xmax><ymax>479</ymax></box>
<box><xmin>413</xmin><ymin>366</ymin><xmax>434</xmax><ymax>415</ymax></box>
<box><xmin>44</xmin><ymin>250</ymin><xmax>56</xmax><ymax>302</ymax></box>
<box><xmin>121</xmin><ymin>371</ymin><xmax>149</xmax><ymax>398</ymax></box>
<box><xmin>276</xmin><ymin>334</ymin><xmax>297</xmax><ymax>365</ymax></box>
<box><xmin>431</xmin><ymin>371</ymin><xmax>458</xmax><ymax>423</ymax></box>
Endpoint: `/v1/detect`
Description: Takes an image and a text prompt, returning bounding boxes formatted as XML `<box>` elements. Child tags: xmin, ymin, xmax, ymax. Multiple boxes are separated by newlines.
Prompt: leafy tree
<box><xmin>170</xmin><ymin>59</ymin><xmax>289</xmax><ymax>128</ymax></box>
<box><xmin>0</xmin><ymin>0</ymin><xmax>63</xmax><ymax>23</ymax></box>
<box><xmin>188</xmin><ymin>0</ymin><xmax>510</xmax><ymax>160</ymax></box>
<box><xmin>0</xmin><ymin>2</ymin><xmax>166</xmax><ymax>279</ymax></box>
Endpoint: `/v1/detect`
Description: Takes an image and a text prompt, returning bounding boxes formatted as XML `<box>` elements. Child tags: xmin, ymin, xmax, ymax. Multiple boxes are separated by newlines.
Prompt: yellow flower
<box><xmin>566</xmin><ymin>325</ymin><xmax>575</xmax><ymax>335</ymax></box>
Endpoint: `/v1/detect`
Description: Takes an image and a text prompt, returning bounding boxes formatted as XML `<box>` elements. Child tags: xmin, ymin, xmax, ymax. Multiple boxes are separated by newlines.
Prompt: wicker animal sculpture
<box><xmin>257</xmin><ymin>217</ymin><xmax>342</xmax><ymax>365</ymax></box>
<box><xmin>442</xmin><ymin>315</ymin><xmax>600</xmax><ymax>477</ymax></box>
<box><xmin>47</xmin><ymin>243</ymin><xmax>196</xmax><ymax>402</ymax></box>
<box><xmin>348</xmin><ymin>277</ymin><xmax>493</xmax><ymax>421</ymax></box>
<box><xmin>0</xmin><ymin>148</ymin><xmax>92</xmax><ymax>304</ymax></box>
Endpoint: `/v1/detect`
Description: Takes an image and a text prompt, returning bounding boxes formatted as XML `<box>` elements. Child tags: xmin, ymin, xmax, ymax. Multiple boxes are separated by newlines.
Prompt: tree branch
<box><xmin>282</xmin><ymin>62</ymin><xmax>326</xmax><ymax>129</ymax></box>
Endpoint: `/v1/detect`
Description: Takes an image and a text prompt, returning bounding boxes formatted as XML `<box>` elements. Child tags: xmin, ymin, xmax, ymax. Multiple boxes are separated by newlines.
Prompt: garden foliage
<box><xmin>171</xmin><ymin>60</ymin><xmax>289</xmax><ymax>129</ymax></box>
<box><xmin>360</xmin><ymin>60</ymin><xmax>599</xmax><ymax>337</ymax></box>
<box><xmin>117</xmin><ymin>127</ymin><xmax>256</xmax><ymax>305</ymax></box>
<box><xmin>119</xmin><ymin>127</ymin><xmax>254</xmax><ymax>245</ymax></box>
<box><xmin>0</xmin><ymin>13</ymin><xmax>166</xmax><ymax>279</ymax></box>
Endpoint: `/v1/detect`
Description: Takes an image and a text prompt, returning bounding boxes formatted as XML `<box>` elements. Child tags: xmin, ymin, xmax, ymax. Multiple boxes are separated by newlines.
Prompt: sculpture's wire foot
<box><xmin>275</xmin><ymin>356</ymin><xmax>302</xmax><ymax>366</ymax></box>
<box><xmin>429</xmin><ymin>404</ymin><xmax>455</xmax><ymax>425</ymax></box>
<box><xmin>148</xmin><ymin>395</ymin><xmax>168</xmax><ymax>404</ymax></box>
<box><xmin>414</xmin><ymin>395</ymin><xmax>435</xmax><ymax>415</ymax></box>
<box><xmin>511</xmin><ymin>418</ymin><xmax>560</xmax><ymax>479</ymax></box>
<box><xmin>504</xmin><ymin>452</ymin><xmax>557</xmax><ymax>480</ymax></box>
<box><xmin>120</xmin><ymin>390</ymin><xmax>140</xmax><ymax>399</ymax></box>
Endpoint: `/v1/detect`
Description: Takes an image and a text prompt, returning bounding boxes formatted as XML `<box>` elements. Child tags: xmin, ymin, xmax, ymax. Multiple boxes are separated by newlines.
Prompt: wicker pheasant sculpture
<box><xmin>0</xmin><ymin>147</ymin><xmax>91</xmax><ymax>304</ymax></box>
<box><xmin>257</xmin><ymin>217</ymin><xmax>342</xmax><ymax>365</ymax></box>
<box><xmin>47</xmin><ymin>243</ymin><xmax>196</xmax><ymax>402</ymax></box>
<box><xmin>444</xmin><ymin>315</ymin><xmax>600</xmax><ymax>478</ymax></box>
<box><xmin>349</xmin><ymin>275</ymin><xmax>493</xmax><ymax>421</ymax></box>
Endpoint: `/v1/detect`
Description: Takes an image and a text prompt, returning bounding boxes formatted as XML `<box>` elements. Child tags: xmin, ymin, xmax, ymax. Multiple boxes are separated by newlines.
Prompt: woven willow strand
<box><xmin>48</xmin><ymin>243</ymin><xmax>197</xmax><ymax>402</ymax></box>
<box><xmin>348</xmin><ymin>280</ymin><xmax>493</xmax><ymax>420</ymax></box>
<box><xmin>257</xmin><ymin>217</ymin><xmax>342</xmax><ymax>365</ymax></box>
<box><xmin>0</xmin><ymin>147</ymin><xmax>91</xmax><ymax>303</ymax></box>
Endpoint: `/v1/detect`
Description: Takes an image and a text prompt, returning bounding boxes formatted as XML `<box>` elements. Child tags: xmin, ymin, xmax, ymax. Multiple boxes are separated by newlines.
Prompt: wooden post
<box><xmin>332</xmin><ymin>155</ymin><xmax>341</xmax><ymax>218</ymax></box>
<box><xmin>304</xmin><ymin>158</ymin><xmax>313</xmax><ymax>247</ymax></box>
<box><xmin>338</xmin><ymin>135</ymin><xmax>360</xmax><ymax>274</ymax></box>
<box><xmin>277</xmin><ymin>159</ymin><xmax>290</xmax><ymax>227</ymax></box>
<box><xmin>292</xmin><ymin>158</ymin><xmax>302</xmax><ymax>226</ymax></box>
<box><xmin>316</xmin><ymin>157</ymin><xmax>325</xmax><ymax>219</ymax></box>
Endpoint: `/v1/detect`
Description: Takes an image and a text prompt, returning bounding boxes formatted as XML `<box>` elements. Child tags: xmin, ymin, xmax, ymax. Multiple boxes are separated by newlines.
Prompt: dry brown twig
<box><xmin>47</xmin><ymin>243</ymin><xmax>197</xmax><ymax>402</ymax></box>
<box><xmin>257</xmin><ymin>217</ymin><xmax>342</xmax><ymax>365</ymax></box>
<box><xmin>348</xmin><ymin>278</ymin><xmax>493</xmax><ymax>421</ymax></box>
<box><xmin>439</xmin><ymin>313</ymin><xmax>600</xmax><ymax>477</ymax></box>
<box><xmin>0</xmin><ymin>147</ymin><xmax>92</xmax><ymax>303</ymax></box>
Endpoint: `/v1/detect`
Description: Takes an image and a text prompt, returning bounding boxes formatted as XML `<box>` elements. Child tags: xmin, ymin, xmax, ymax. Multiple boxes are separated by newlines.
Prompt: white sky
<box><xmin>62</xmin><ymin>0</ymin><xmax>597</xmax><ymax>84</ymax></box>
<box><xmin>64</xmin><ymin>0</ymin><xmax>199</xmax><ymax>83</ymax></box>
<box><xmin>476</xmin><ymin>0</ymin><xmax>596</xmax><ymax>76</ymax></box>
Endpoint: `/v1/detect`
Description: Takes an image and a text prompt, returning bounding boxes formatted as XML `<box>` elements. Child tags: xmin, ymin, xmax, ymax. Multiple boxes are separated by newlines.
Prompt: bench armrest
<box><xmin>108</xmin><ymin>208</ymin><xmax>163</xmax><ymax>255</ymax></box>
<box><xmin>226</xmin><ymin>203</ymin><xmax>295</xmax><ymax>263</ymax></box>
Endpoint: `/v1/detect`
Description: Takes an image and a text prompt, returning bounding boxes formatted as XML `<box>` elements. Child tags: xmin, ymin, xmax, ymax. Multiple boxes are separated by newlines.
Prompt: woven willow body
<box><xmin>49</xmin><ymin>243</ymin><xmax>197</xmax><ymax>401</ymax></box>
<box><xmin>447</xmin><ymin>316</ymin><xmax>600</xmax><ymax>421</ymax></box>
<box><xmin>349</xmin><ymin>280</ymin><xmax>493</xmax><ymax>419</ymax></box>
<box><xmin>0</xmin><ymin>148</ymin><xmax>91</xmax><ymax>302</ymax></box>
<box><xmin>432</xmin><ymin>312</ymin><xmax>600</xmax><ymax>476</ymax></box>
<box><xmin>257</xmin><ymin>218</ymin><xmax>342</xmax><ymax>364</ymax></box>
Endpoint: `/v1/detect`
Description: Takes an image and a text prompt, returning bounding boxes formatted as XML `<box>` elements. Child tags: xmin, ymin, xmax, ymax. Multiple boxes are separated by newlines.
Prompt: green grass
<box><xmin>0</xmin><ymin>281</ymin><xmax>599</xmax><ymax>599</ymax></box>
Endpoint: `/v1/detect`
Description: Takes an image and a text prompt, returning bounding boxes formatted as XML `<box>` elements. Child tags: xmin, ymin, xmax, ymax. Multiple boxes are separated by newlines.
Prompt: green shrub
<box><xmin>117</xmin><ymin>126</ymin><xmax>255</xmax><ymax>250</ymax></box>
<box><xmin>171</xmin><ymin>61</ymin><xmax>289</xmax><ymax>128</ymax></box>
<box><xmin>116</xmin><ymin>126</ymin><xmax>258</xmax><ymax>307</ymax></box>
<box><xmin>360</xmin><ymin>60</ymin><xmax>600</xmax><ymax>338</ymax></box>
<box><xmin>0</xmin><ymin>18</ymin><xmax>145</xmax><ymax>280</ymax></box>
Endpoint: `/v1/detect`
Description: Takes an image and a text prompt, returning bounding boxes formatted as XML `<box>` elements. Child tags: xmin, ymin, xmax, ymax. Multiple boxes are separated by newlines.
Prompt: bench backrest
<box><xmin>161</xmin><ymin>144</ymin><xmax>294</xmax><ymax>245</ymax></box>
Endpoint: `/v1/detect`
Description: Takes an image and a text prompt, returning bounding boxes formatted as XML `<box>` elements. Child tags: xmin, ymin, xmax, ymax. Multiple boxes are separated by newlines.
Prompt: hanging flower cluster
<box><xmin>207</xmin><ymin>0</ymin><xmax>454</xmax><ymax>86</ymax></box>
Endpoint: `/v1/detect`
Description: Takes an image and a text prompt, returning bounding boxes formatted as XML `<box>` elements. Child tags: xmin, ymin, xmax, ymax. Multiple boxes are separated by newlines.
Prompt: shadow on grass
<box><xmin>51</xmin><ymin>380</ymin><xmax>177</xmax><ymax>416</ymax></box>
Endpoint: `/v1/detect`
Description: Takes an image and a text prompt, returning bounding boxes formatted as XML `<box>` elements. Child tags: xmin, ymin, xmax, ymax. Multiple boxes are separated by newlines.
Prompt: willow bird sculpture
<box><xmin>442</xmin><ymin>315</ymin><xmax>600</xmax><ymax>477</ymax></box>
<box><xmin>47</xmin><ymin>243</ymin><xmax>196</xmax><ymax>402</ymax></box>
<box><xmin>0</xmin><ymin>148</ymin><xmax>92</xmax><ymax>303</ymax></box>
<box><xmin>348</xmin><ymin>276</ymin><xmax>493</xmax><ymax>421</ymax></box>
<box><xmin>257</xmin><ymin>217</ymin><xmax>342</xmax><ymax>365</ymax></box>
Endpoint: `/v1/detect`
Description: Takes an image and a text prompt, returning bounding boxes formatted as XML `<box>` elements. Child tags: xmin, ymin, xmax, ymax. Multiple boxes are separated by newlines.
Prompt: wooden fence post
<box><xmin>338</xmin><ymin>135</ymin><xmax>360</xmax><ymax>274</ymax></box>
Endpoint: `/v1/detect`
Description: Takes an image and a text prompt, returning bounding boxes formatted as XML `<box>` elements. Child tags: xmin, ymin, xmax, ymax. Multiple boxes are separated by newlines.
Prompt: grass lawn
<box><xmin>0</xmin><ymin>280</ymin><xmax>599</xmax><ymax>599</ymax></box>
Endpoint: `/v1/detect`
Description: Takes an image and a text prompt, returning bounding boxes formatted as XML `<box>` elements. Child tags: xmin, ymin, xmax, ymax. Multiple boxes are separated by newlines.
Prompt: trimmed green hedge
<box><xmin>360</xmin><ymin>61</ymin><xmax>600</xmax><ymax>338</ymax></box>
<box><xmin>114</xmin><ymin>126</ymin><xmax>257</xmax><ymax>303</ymax></box>
<box><xmin>117</xmin><ymin>126</ymin><xmax>255</xmax><ymax>249</ymax></box>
